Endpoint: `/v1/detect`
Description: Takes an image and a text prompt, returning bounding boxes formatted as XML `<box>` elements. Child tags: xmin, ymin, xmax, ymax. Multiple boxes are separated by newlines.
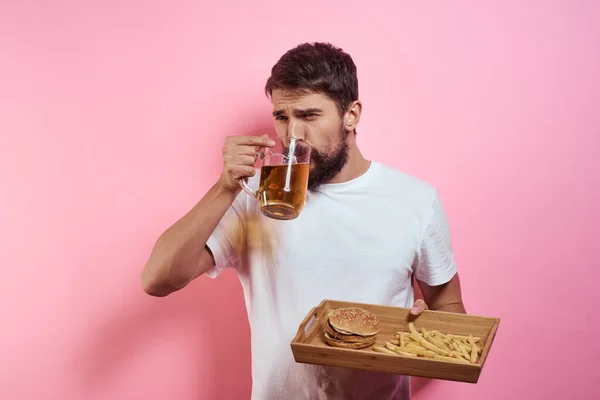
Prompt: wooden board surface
<box><xmin>290</xmin><ymin>299</ymin><xmax>500</xmax><ymax>383</ymax></box>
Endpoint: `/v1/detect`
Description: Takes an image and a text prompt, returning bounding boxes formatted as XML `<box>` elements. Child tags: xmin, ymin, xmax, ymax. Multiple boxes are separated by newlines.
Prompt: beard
<box><xmin>307</xmin><ymin>125</ymin><xmax>350</xmax><ymax>191</ymax></box>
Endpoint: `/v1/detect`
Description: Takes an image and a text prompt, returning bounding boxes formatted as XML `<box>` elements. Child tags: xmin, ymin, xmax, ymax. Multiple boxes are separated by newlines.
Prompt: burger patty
<box><xmin>325</xmin><ymin>320</ymin><xmax>377</xmax><ymax>343</ymax></box>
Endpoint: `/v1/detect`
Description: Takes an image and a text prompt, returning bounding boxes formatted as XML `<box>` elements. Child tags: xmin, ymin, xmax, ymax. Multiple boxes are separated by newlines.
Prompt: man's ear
<box><xmin>344</xmin><ymin>100</ymin><xmax>362</xmax><ymax>132</ymax></box>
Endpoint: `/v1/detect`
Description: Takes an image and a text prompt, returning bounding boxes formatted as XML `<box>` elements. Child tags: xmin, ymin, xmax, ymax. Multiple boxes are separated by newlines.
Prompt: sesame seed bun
<box><xmin>328</xmin><ymin>307</ymin><xmax>380</xmax><ymax>337</ymax></box>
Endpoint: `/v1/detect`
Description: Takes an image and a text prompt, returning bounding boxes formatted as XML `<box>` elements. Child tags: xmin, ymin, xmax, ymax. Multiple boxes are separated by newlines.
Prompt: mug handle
<box><xmin>239</xmin><ymin>177</ymin><xmax>256</xmax><ymax>197</ymax></box>
<box><xmin>238</xmin><ymin>148</ymin><xmax>269</xmax><ymax>197</ymax></box>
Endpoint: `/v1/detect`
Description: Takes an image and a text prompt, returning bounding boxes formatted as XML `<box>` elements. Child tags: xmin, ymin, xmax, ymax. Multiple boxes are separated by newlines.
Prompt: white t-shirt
<box><xmin>206</xmin><ymin>161</ymin><xmax>458</xmax><ymax>400</ymax></box>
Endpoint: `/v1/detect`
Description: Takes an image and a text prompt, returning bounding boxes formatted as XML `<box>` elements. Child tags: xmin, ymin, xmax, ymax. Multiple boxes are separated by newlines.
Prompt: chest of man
<box><xmin>244</xmin><ymin>191</ymin><xmax>422</xmax><ymax>306</ymax></box>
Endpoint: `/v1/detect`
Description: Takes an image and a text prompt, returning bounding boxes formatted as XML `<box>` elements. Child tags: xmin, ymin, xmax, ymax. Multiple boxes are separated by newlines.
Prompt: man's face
<box><xmin>271</xmin><ymin>89</ymin><xmax>350</xmax><ymax>191</ymax></box>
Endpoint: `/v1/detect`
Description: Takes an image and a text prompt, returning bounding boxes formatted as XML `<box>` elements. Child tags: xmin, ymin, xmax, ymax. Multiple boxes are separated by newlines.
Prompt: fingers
<box><xmin>223</xmin><ymin>135</ymin><xmax>274</xmax><ymax>158</ymax></box>
<box><xmin>235</xmin><ymin>145</ymin><xmax>261</xmax><ymax>157</ymax></box>
<box><xmin>408</xmin><ymin>299</ymin><xmax>429</xmax><ymax>321</ymax></box>
<box><xmin>223</xmin><ymin>152</ymin><xmax>256</xmax><ymax>164</ymax></box>
<box><xmin>226</xmin><ymin>135</ymin><xmax>275</xmax><ymax>148</ymax></box>
<box><xmin>220</xmin><ymin>135</ymin><xmax>274</xmax><ymax>187</ymax></box>
<box><xmin>222</xmin><ymin>159</ymin><xmax>256</xmax><ymax>181</ymax></box>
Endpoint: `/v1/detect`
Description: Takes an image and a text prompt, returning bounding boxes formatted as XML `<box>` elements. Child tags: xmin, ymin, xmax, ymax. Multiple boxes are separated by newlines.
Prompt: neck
<box><xmin>327</xmin><ymin>133</ymin><xmax>371</xmax><ymax>184</ymax></box>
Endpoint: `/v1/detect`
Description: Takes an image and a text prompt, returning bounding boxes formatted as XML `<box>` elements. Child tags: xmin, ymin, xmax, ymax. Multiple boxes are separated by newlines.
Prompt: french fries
<box><xmin>373</xmin><ymin>322</ymin><xmax>483</xmax><ymax>364</ymax></box>
<box><xmin>373</xmin><ymin>345</ymin><xmax>397</xmax><ymax>355</ymax></box>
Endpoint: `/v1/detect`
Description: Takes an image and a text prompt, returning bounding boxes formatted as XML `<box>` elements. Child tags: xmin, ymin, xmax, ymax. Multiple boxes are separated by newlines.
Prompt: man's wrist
<box><xmin>214</xmin><ymin>177</ymin><xmax>242</xmax><ymax>198</ymax></box>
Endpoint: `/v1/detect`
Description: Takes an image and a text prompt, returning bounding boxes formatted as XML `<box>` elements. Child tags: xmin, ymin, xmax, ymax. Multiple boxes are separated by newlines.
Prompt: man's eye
<box><xmin>275</xmin><ymin>116</ymin><xmax>288</xmax><ymax>121</ymax></box>
<box><xmin>305</xmin><ymin>113</ymin><xmax>318</xmax><ymax>119</ymax></box>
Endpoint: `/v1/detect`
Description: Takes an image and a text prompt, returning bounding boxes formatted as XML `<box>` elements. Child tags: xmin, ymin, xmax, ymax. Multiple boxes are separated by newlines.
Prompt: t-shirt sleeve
<box><xmin>413</xmin><ymin>189</ymin><xmax>458</xmax><ymax>286</ymax></box>
<box><xmin>204</xmin><ymin>191</ymin><xmax>247</xmax><ymax>279</ymax></box>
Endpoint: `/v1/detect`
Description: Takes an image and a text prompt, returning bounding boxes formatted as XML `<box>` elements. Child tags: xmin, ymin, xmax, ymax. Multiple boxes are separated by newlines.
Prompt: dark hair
<box><xmin>265</xmin><ymin>42</ymin><xmax>359</xmax><ymax>116</ymax></box>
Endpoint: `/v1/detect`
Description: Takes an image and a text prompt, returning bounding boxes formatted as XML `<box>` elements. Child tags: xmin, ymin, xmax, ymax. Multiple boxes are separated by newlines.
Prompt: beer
<box><xmin>239</xmin><ymin>137</ymin><xmax>311</xmax><ymax>220</ymax></box>
<box><xmin>257</xmin><ymin>162</ymin><xmax>310</xmax><ymax>220</ymax></box>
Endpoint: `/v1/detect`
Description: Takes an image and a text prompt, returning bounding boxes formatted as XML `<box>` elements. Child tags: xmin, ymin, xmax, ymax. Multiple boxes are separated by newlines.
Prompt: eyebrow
<box><xmin>272</xmin><ymin>107</ymin><xmax>323</xmax><ymax>117</ymax></box>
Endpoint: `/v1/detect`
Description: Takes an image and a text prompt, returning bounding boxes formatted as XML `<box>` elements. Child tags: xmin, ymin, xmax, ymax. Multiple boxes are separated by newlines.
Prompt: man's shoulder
<box><xmin>372</xmin><ymin>161</ymin><xmax>436</xmax><ymax>199</ymax></box>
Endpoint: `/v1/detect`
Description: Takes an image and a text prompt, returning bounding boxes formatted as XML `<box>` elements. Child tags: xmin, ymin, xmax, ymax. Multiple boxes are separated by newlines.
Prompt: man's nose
<box><xmin>287</xmin><ymin>120</ymin><xmax>307</xmax><ymax>141</ymax></box>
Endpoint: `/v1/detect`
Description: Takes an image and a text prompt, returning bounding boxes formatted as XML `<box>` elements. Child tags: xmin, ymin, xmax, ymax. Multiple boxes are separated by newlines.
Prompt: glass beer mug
<box><xmin>239</xmin><ymin>137</ymin><xmax>311</xmax><ymax>220</ymax></box>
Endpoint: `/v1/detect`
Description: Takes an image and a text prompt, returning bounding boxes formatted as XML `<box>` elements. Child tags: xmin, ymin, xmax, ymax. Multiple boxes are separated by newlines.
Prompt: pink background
<box><xmin>1</xmin><ymin>1</ymin><xmax>599</xmax><ymax>399</ymax></box>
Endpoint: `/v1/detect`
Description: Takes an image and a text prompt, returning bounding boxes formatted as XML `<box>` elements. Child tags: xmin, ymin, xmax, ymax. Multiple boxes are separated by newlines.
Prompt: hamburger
<box><xmin>323</xmin><ymin>307</ymin><xmax>380</xmax><ymax>349</ymax></box>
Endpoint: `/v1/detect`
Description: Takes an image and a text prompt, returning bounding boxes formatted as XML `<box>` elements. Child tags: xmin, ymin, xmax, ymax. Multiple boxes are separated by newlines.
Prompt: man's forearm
<box><xmin>417</xmin><ymin>274</ymin><xmax>466</xmax><ymax>314</ymax></box>
<box><xmin>142</xmin><ymin>179</ymin><xmax>240</xmax><ymax>295</ymax></box>
<box><xmin>432</xmin><ymin>302</ymin><xmax>466</xmax><ymax>314</ymax></box>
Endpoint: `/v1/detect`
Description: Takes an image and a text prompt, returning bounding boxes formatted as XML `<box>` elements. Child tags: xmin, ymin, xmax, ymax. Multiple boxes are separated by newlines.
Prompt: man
<box><xmin>142</xmin><ymin>42</ymin><xmax>466</xmax><ymax>400</ymax></box>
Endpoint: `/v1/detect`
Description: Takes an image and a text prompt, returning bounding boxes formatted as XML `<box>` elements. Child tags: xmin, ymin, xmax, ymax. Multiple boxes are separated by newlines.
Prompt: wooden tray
<box><xmin>290</xmin><ymin>299</ymin><xmax>500</xmax><ymax>383</ymax></box>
